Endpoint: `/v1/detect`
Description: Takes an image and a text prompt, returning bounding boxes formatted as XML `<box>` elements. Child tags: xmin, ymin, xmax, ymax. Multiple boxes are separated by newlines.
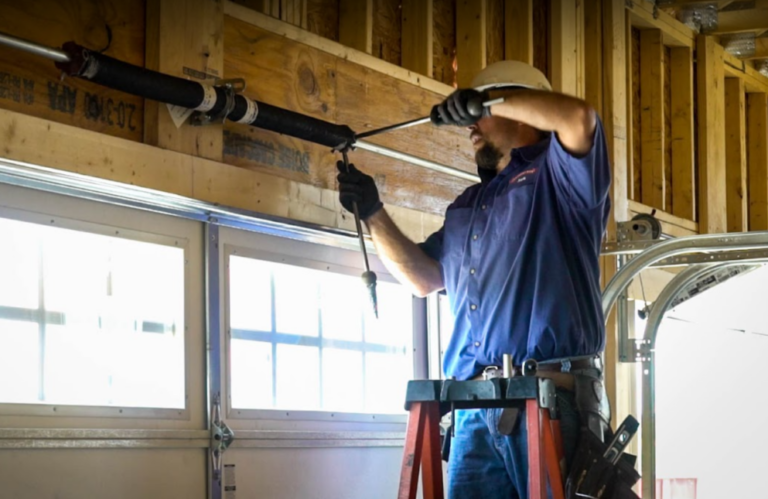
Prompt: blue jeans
<box><xmin>447</xmin><ymin>389</ymin><xmax>581</xmax><ymax>499</ymax></box>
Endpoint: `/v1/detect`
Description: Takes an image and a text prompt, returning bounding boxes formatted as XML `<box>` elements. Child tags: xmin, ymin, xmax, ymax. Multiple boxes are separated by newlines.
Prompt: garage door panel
<box><xmin>0</xmin><ymin>449</ymin><xmax>206</xmax><ymax>499</ymax></box>
<box><xmin>227</xmin><ymin>447</ymin><xmax>403</xmax><ymax>499</ymax></box>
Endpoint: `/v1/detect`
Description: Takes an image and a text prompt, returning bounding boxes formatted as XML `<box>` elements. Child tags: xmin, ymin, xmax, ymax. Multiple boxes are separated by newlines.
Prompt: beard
<box><xmin>475</xmin><ymin>142</ymin><xmax>502</xmax><ymax>183</ymax></box>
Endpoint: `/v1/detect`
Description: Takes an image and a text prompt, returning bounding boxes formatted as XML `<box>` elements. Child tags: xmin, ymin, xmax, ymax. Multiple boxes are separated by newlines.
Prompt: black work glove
<box><xmin>336</xmin><ymin>161</ymin><xmax>384</xmax><ymax>220</ymax></box>
<box><xmin>430</xmin><ymin>89</ymin><xmax>490</xmax><ymax>127</ymax></box>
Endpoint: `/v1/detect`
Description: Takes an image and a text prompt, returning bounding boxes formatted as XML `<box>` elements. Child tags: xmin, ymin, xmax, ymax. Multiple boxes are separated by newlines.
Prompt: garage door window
<box><xmin>0</xmin><ymin>216</ymin><xmax>186</xmax><ymax>409</ymax></box>
<box><xmin>228</xmin><ymin>253</ymin><xmax>414</xmax><ymax>415</ymax></box>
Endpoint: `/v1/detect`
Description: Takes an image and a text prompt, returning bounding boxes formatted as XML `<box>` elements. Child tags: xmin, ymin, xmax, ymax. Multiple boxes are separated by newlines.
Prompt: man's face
<box><xmin>469</xmin><ymin>116</ymin><xmax>520</xmax><ymax>172</ymax></box>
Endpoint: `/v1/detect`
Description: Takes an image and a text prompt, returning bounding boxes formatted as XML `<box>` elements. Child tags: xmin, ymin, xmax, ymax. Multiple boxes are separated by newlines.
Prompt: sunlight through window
<box><xmin>228</xmin><ymin>254</ymin><xmax>414</xmax><ymax>415</ymax></box>
<box><xmin>0</xmin><ymin>217</ymin><xmax>186</xmax><ymax>409</ymax></box>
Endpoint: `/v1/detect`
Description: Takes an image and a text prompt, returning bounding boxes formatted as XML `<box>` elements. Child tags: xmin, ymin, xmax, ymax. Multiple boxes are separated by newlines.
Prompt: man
<box><xmin>337</xmin><ymin>61</ymin><xmax>611</xmax><ymax>498</ymax></box>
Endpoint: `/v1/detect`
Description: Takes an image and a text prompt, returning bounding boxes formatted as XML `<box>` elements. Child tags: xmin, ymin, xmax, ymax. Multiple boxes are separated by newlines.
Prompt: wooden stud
<box><xmin>144</xmin><ymin>0</ymin><xmax>224</xmax><ymax>161</ymax></box>
<box><xmin>602</xmin><ymin>0</ymin><xmax>630</xmax><ymax>429</ymax></box>
<box><xmin>402</xmin><ymin>0</ymin><xmax>434</xmax><ymax>77</ymax></box>
<box><xmin>550</xmin><ymin>0</ymin><xmax>578</xmax><ymax>95</ymax></box>
<box><xmin>724</xmin><ymin>78</ymin><xmax>748</xmax><ymax>232</ymax></box>
<box><xmin>504</xmin><ymin>0</ymin><xmax>533</xmax><ymax>64</ymax></box>
<box><xmin>747</xmin><ymin>92</ymin><xmax>768</xmax><ymax>230</ymax></box>
<box><xmin>640</xmin><ymin>29</ymin><xmax>666</xmax><ymax>210</ymax></box>
<box><xmin>456</xmin><ymin>0</ymin><xmax>487</xmax><ymax>88</ymax></box>
<box><xmin>584</xmin><ymin>0</ymin><xmax>603</xmax><ymax>115</ymax></box>
<box><xmin>281</xmin><ymin>0</ymin><xmax>308</xmax><ymax>28</ymax></box>
<box><xmin>670</xmin><ymin>47</ymin><xmax>695</xmax><ymax>221</ymax></box>
<box><xmin>339</xmin><ymin>0</ymin><xmax>373</xmax><ymax>54</ymax></box>
<box><xmin>629</xmin><ymin>18</ymin><xmax>639</xmax><ymax>202</ymax></box>
<box><xmin>696</xmin><ymin>35</ymin><xmax>728</xmax><ymax>234</ymax></box>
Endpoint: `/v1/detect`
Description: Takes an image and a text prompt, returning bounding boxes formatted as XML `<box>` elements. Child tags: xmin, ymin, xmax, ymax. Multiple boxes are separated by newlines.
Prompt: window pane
<box><xmin>365</xmin><ymin>351</ymin><xmax>410</xmax><ymax>414</ymax></box>
<box><xmin>228</xmin><ymin>253</ymin><xmax>415</xmax><ymax>415</ymax></box>
<box><xmin>229</xmin><ymin>256</ymin><xmax>272</xmax><ymax>332</ymax></box>
<box><xmin>230</xmin><ymin>339</ymin><xmax>273</xmax><ymax>409</ymax></box>
<box><xmin>320</xmin><ymin>273</ymin><xmax>363</xmax><ymax>342</ymax></box>
<box><xmin>0</xmin><ymin>217</ymin><xmax>186</xmax><ymax>409</ymax></box>
<box><xmin>275</xmin><ymin>344</ymin><xmax>319</xmax><ymax>410</ymax></box>
<box><xmin>273</xmin><ymin>264</ymin><xmax>319</xmax><ymax>336</ymax></box>
<box><xmin>322</xmin><ymin>348</ymin><xmax>363</xmax><ymax>412</ymax></box>
<box><xmin>0</xmin><ymin>320</ymin><xmax>39</xmax><ymax>403</ymax></box>
<box><xmin>0</xmin><ymin>218</ymin><xmax>39</xmax><ymax>309</ymax></box>
<box><xmin>365</xmin><ymin>282</ymin><xmax>414</xmax><ymax>347</ymax></box>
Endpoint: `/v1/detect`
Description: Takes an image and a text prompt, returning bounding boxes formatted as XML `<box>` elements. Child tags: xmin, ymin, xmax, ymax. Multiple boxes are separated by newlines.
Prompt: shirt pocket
<box><xmin>493</xmin><ymin>182</ymin><xmax>535</xmax><ymax>241</ymax></box>
<box><xmin>442</xmin><ymin>208</ymin><xmax>473</xmax><ymax>260</ymax></box>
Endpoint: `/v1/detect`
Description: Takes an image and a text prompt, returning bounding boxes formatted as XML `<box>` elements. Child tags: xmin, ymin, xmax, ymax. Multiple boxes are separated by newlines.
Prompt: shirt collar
<box><xmin>501</xmin><ymin>133</ymin><xmax>552</xmax><ymax>176</ymax></box>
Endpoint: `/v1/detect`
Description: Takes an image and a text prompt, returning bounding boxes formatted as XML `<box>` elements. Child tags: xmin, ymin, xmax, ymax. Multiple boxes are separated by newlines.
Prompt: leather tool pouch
<box><xmin>565</xmin><ymin>428</ymin><xmax>640</xmax><ymax>499</ymax></box>
<box><xmin>573</xmin><ymin>372</ymin><xmax>612</xmax><ymax>441</ymax></box>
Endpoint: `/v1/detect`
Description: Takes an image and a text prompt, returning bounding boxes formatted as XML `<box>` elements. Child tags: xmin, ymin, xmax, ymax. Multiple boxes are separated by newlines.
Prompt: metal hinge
<box><xmin>210</xmin><ymin>395</ymin><xmax>235</xmax><ymax>481</ymax></box>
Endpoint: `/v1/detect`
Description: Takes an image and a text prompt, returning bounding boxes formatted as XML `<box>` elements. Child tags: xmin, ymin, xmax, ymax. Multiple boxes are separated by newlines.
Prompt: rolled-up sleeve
<box><xmin>547</xmin><ymin>117</ymin><xmax>611</xmax><ymax>210</ymax></box>
<box><xmin>418</xmin><ymin>227</ymin><xmax>444</xmax><ymax>263</ymax></box>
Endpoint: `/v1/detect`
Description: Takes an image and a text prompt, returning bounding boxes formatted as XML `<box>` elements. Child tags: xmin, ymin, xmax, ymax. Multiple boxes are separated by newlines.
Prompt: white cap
<box><xmin>471</xmin><ymin>60</ymin><xmax>552</xmax><ymax>92</ymax></box>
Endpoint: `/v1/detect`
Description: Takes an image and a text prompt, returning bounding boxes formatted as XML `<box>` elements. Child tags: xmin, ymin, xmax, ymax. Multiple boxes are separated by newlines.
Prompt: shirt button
<box><xmin>481</xmin><ymin>205</ymin><xmax>487</xmax><ymax>210</ymax></box>
<box><xmin>470</xmin><ymin>304</ymin><xmax>477</xmax><ymax>311</ymax></box>
<box><xmin>474</xmin><ymin>341</ymin><xmax>480</xmax><ymax>347</ymax></box>
<box><xmin>470</xmin><ymin>268</ymin><xmax>476</xmax><ymax>275</ymax></box>
<box><xmin>473</xmin><ymin>234</ymin><xmax>478</xmax><ymax>241</ymax></box>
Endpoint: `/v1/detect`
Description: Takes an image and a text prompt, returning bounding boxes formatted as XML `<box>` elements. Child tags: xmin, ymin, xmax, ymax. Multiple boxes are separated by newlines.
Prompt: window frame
<box><xmin>220</xmin><ymin>229</ymin><xmax>427</xmax><ymax>425</ymax></box>
<box><xmin>0</xmin><ymin>199</ymin><xmax>198</xmax><ymax>422</ymax></box>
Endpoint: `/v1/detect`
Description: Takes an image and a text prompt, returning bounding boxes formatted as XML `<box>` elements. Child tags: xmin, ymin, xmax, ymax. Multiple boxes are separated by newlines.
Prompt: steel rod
<box><xmin>355</xmin><ymin>117</ymin><xmax>432</xmax><ymax>140</ymax></box>
<box><xmin>355</xmin><ymin>140</ymin><xmax>479</xmax><ymax>183</ymax></box>
<box><xmin>0</xmin><ymin>32</ymin><xmax>70</xmax><ymax>63</ymax></box>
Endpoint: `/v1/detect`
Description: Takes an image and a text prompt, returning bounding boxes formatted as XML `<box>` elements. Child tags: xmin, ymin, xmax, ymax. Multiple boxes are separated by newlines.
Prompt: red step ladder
<box><xmin>397</xmin><ymin>378</ymin><xmax>565</xmax><ymax>499</ymax></box>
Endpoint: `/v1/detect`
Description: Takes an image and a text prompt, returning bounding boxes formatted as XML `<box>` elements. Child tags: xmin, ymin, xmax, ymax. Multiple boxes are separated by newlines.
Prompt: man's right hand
<box><xmin>336</xmin><ymin>161</ymin><xmax>384</xmax><ymax>220</ymax></box>
<box><xmin>431</xmin><ymin>89</ymin><xmax>490</xmax><ymax>127</ymax></box>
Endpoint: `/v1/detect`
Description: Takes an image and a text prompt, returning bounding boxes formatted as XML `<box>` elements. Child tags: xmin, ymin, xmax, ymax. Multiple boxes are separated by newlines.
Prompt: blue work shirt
<box><xmin>420</xmin><ymin>120</ymin><xmax>611</xmax><ymax>380</ymax></box>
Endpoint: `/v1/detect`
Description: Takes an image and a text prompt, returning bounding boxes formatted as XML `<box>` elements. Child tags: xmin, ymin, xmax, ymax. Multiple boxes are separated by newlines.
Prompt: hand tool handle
<box><xmin>429</xmin><ymin>97</ymin><xmax>505</xmax><ymax>126</ymax></box>
<box><xmin>603</xmin><ymin>415</ymin><xmax>639</xmax><ymax>464</ymax></box>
